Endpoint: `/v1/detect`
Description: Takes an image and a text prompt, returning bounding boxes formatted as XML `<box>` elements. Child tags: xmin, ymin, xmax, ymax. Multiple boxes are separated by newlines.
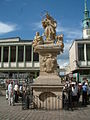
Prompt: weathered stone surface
<box><xmin>32</xmin><ymin>13</ymin><xmax>64</xmax><ymax>109</ymax></box>
<box><xmin>33</xmin><ymin>74</ymin><xmax>61</xmax><ymax>85</ymax></box>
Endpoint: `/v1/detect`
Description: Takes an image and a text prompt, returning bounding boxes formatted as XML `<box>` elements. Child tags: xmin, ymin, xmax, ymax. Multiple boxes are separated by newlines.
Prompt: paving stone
<box><xmin>0</xmin><ymin>96</ymin><xmax>90</xmax><ymax>120</ymax></box>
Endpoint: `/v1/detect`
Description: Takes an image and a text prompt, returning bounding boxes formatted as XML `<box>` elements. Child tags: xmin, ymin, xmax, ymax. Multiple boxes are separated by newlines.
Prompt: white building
<box><xmin>69</xmin><ymin>39</ymin><xmax>90</xmax><ymax>82</ymax></box>
<box><xmin>0</xmin><ymin>37</ymin><xmax>40</xmax><ymax>80</ymax></box>
<box><xmin>68</xmin><ymin>0</ymin><xmax>90</xmax><ymax>82</ymax></box>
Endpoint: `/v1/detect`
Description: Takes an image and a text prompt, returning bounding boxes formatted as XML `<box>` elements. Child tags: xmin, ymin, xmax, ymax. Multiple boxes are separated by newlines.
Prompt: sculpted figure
<box><xmin>32</xmin><ymin>32</ymin><xmax>43</xmax><ymax>47</ymax></box>
<box><xmin>45</xmin><ymin>54</ymin><xmax>57</xmax><ymax>73</ymax></box>
<box><xmin>42</xmin><ymin>13</ymin><xmax>57</xmax><ymax>41</ymax></box>
<box><xmin>56</xmin><ymin>34</ymin><xmax>64</xmax><ymax>52</ymax></box>
<box><xmin>40</xmin><ymin>56</ymin><xmax>47</xmax><ymax>72</ymax></box>
<box><xmin>40</xmin><ymin>54</ymin><xmax>57</xmax><ymax>73</ymax></box>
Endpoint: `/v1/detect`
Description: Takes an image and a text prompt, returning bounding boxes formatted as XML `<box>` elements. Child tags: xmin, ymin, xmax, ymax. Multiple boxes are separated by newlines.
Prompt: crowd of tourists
<box><xmin>63</xmin><ymin>77</ymin><xmax>90</xmax><ymax>110</ymax></box>
<box><xmin>5</xmin><ymin>78</ymin><xmax>90</xmax><ymax>110</ymax></box>
<box><xmin>6</xmin><ymin>80</ymin><xmax>31</xmax><ymax>109</ymax></box>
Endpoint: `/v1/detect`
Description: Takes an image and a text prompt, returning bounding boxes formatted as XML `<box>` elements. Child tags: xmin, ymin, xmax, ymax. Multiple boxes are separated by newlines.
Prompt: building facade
<box><xmin>69</xmin><ymin>39</ymin><xmax>90</xmax><ymax>82</ymax></box>
<box><xmin>0</xmin><ymin>37</ymin><xmax>40</xmax><ymax>80</ymax></box>
<box><xmin>67</xmin><ymin>0</ymin><xmax>90</xmax><ymax>82</ymax></box>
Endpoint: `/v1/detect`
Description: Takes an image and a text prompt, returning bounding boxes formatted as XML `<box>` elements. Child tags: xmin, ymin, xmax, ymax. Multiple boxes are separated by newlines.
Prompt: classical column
<box><xmin>16</xmin><ymin>46</ymin><xmax>18</xmax><ymax>67</ymax></box>
<box><xmin>1</xmin><ymin>46</ymin><xmax>3</xmax><ymax>67</ymax></box>
<box><xmin>24</xmin><ymin>45</ymin><xmax>26</xmax><ymax>67</ymax></box>
<box><xmin>8</xmin><ymin>46</ymin><xmax>11</xmax><ymax>67</ymax></box>
<box><xmin>35</xmin><ymin>71</ymin><xmax>37</xmax><ymax>78</ymax></box>
<box><xmin>31</xmin><ymin>46</ymin><xmax>34</xmax><ymax>67</ymax></box>
<box><xmin>84</xmin><ymin>44</ymin><xmax>87</xmax><ymax>65</ymax></box>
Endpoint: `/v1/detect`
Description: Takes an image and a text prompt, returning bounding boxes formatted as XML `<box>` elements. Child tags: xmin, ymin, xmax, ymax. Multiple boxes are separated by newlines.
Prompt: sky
<box><xmin>0</xmin><ymin>0</ymin><xmax>90</xmax><ymax>68</ymax></box>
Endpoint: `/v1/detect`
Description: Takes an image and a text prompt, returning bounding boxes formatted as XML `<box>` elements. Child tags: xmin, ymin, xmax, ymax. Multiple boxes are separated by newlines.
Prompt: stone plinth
<box><xmin>34</xmin><ymin>44</ymin><xmax>62</xmax><ymax>54</ymax></box>
<box><xmin>32</xmin><ymin>44</ymin><xmax>64</xmax><ymax>110</ymax></box>
<box><xmin>32</xmin><ymin>85</ymin><xmax>63</xmax><ymax>110</ymax></box>
<box><xmin>32</xmin><ymin>74</ymin><xmax>64</xmax><ymax>109</ymax></box>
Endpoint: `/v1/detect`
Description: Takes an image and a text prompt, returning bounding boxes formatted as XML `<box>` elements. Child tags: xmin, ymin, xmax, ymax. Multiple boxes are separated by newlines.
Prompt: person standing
<box><xmin>22</xmin><ymin>85</ymin><xmax>26</xmax><ymax>109</ymax></box>
<box><xmin>67</xmin><ymin>84</ymin><xmax>73</xmax><ymax>111</ymax></box>
<box><xmin>87</xmin><ymin>84</ymin><xmax>90</xmax><ymax>102</ymax></box>
<box><xmin>14</xmin><ymin>83</ymin><xmax>19</xmax><ymax>103</ymax></box>
<box><xmin>82</xmin><ymin>82</ymin><xmax>88</xmax><ymax>106</ymax></box>
<box><xmin>8</xmin><ymin>82</ymin><xmax>13</xmax><ymax>105</ymax></box>
<box><xmin>6</xmin><ymin>81</ymin><xmax>9</xmax><ymax>100</ymax></box>
<box><xmin>72</xmin><ymin>84</ymin><xmax>78</xmax><ymax>107</ymax></box>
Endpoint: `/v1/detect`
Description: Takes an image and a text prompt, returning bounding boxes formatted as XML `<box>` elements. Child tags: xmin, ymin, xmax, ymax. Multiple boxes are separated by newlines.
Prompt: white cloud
<box><xmin>56</xmin><ymin>24</ymin><xmax>82</xmax><ymax>68</ymax></box>
<box><xmin>56</xmin><ymin>25</ymin><xmax>82</xmax><ymax>39</ymax></box>
<box><xmin>57</xmin><ymin>59</ymin><xmax>69</xmax><ymax>68</ymax></box>
<box><xmin>66</xmin><ymin>30</ymin><xmax>82</xmax><ymax>39</ymax></box>
<box><xmin>32</xmin><ymin>21</ymin><xmax>42</xmax><ymax>31</ymax></box>
<box><xmin>56</xmin><ymin>26</ymin><xmax>64</xmax><ymax>33</ymax></box>
<box><xmin>57</xmin><ymin>41</ymin><xmax>72</xmax><ymax>68</ymax></box>
<box><xmin>0</xmin><ymin>21</ymin><xmax>17</xmax><ymax>35</ymax></box>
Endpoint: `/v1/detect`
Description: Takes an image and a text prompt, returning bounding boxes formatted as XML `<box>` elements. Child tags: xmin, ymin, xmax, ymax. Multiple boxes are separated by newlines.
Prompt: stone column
<box><xmin>16</xmin><ymin>46</ymin><xmax>18</xmax><ymax>67</ymax></box>
<box><xmin>84</xmin><ymin>44</ymin><xmax>87</xmax><ymax>65</ymax></box>
<box><xmin>31</xmin><ymin>46</ymin><xmax>34</xmax><ymax>67</ymax></box>
<box><xmin>8</xmin><ymin>46</ymin><xmax>11</xmax><ymax>67</ymax></box>
<box><xmin>24</xmin><ymin>45</ymin><xmax>26</xmax><ymax>67</ymax></box>
<box><xmin>32</xmin><ymin>44</ymin><xmax>63</xmax><ymax>109</ymax></box>
<box><xmin>1</xmin><ymin>46</ymin><xmax>3</xmax><ymax>67</ymax></box>
<box><xmin>35</xmin><ymin>71</ymin><xmax>37</xmax><ymax>78</ymax></box>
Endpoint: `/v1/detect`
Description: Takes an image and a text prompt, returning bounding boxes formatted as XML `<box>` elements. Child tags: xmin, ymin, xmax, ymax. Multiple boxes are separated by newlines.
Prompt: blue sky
<box><xmin>0</xmin><ymin>0</ymin><xmax>90</xmax><ymax>67</ymax></box>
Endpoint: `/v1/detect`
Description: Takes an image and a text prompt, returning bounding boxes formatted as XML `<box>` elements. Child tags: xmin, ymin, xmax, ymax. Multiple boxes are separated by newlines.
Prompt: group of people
<box><xmin>63</xmin><ymin>77</ymin><xmax>90</xmax><ymax>110</ymax></box>
<box><xmin>6</xmin><ymin>81</ymin><xmax>31</xmax><ymax>110</ymax></box>
<box><xmin>6</xmin><ymin>81</ymin><xmax>19</xmax><ymax>105</ymax></box>
<box><xmin>6</xmin><ymin>78</ymin><xmax>90</xmax><ymax>110</ymax></box>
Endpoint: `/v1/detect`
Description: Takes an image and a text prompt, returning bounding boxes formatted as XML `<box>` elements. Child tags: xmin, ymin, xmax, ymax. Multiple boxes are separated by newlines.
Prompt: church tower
<box><xmin>83</xmin><ymin>0</ymin><xmax>90</xmax><ymax>39</ymax></box>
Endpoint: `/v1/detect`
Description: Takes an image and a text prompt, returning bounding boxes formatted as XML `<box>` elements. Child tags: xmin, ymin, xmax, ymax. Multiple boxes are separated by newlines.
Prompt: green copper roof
<box><xmin>85</xmin><ymin>0</ymin><xmax>88</xmax><ymax>11</ymax></box>
<box><xmin>83</xmin><ymin>0</ymin><xmax>90</xmax><ymax>28</ymax></box>
<box><xmin>84</xmin><ymin>0</ymin><xmax>89</xmax><ymax>19</ymax></box>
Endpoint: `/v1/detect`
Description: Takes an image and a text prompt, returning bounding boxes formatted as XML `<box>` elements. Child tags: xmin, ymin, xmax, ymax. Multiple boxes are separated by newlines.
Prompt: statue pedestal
<box><xmin>32</xmin><ymin>74</ymin><xmax>64</xmax><ymax>110</ymax></box>
<box><xmin>32</xmin><ymin>44</ymin><xmax>64</xmax><ymax>110</ymax></box>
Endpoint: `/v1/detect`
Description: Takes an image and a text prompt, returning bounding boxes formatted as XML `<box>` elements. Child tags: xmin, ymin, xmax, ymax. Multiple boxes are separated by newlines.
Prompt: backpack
<box><xmin>82</xmin><ymin>85</ymin><xmax>87</xmax><ymax>92</ymax></box>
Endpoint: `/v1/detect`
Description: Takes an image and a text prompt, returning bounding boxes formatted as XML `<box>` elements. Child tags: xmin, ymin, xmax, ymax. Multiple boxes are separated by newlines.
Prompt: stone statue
<box><xmin>32</xmin><ymin>13</ymin><xmax>64</xmax><ymax>110</ymax></box>
<box><xmin>42</xmin><ymin>13</ymin><xmax>57</xmax><ymax>41</ymax></box>
<box><xmin>32</xmin><ymin>32</ymin><xmax>43</xmax><ymax>47</ymax></box>
<box><xmin>40</xmin><ymin>54</ymin><xmax>57</xmax><ymax>73</ymax></box>
<box><xmin>45</xmin><ymin>54</ymin><xmax>57</xmax><ymax>73</ymax></box>
<box><xmin>56</xmin><ymin>34</ymin><xmax>64</xmax><ymax>52</ymax></box>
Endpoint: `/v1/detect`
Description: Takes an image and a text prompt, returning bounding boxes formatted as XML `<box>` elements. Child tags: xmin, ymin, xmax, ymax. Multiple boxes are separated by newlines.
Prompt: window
<box><xmin>18</xmin><ymin>46</ymin><xmax>24</xmax><ymax>62</ymax></box>
<box><xmin>25</xmin><ymin>46</ymin><xmax>31</xmax><ymax>61</ymax></box>
<box><xmin>33</xmin><ymin>52</ymin><xmax>39</xmax><ymax>62</ymax></box>
<box><xmin>3</xmin><ymin>47</ymin><xmax>9</xmax><ymax>62</ymax></box>
<box><xmin>10</xmin><ymin>46</ymin><xmax>16</xmax><ymax>62</ymax></box>
<box><xmin>86</xmin><ymin>44</ymin><xmax>90</xmax><ymax>61</ymax></box>
<box><xmin>87</xmin><ymin>30</ymin><xmax>90</xmax><ymax>35</ymax></box>
<box><xmin>78</xmin><ymin>44</ymin><xmax>84</xmax><ymax>61</ymax></box>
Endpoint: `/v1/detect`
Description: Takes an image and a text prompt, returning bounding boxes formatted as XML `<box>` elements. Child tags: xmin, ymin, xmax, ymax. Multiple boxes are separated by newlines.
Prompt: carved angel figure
<box><xmin>56</xmin><ymin>34</ymin><xmax>64</xmax><ymax>52</ymax></box>
<box><xmin>32</xmin><ymin>32</ymin><xmax>43</xmax><ymax>47</ymax></box>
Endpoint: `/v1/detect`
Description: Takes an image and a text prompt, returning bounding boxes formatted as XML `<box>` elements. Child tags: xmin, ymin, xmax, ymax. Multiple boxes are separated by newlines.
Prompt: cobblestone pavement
<box><xmin>0</xmin><ymin>96</ymin><xmax>90</xmax><ymax>120</ymax></box>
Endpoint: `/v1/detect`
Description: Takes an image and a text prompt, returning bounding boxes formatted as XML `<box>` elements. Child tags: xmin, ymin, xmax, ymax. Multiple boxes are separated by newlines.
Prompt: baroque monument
<box><xmin>32</xmin><ymin>13</ymin><xmax>64</xmax><ymax>109</ymax></box>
